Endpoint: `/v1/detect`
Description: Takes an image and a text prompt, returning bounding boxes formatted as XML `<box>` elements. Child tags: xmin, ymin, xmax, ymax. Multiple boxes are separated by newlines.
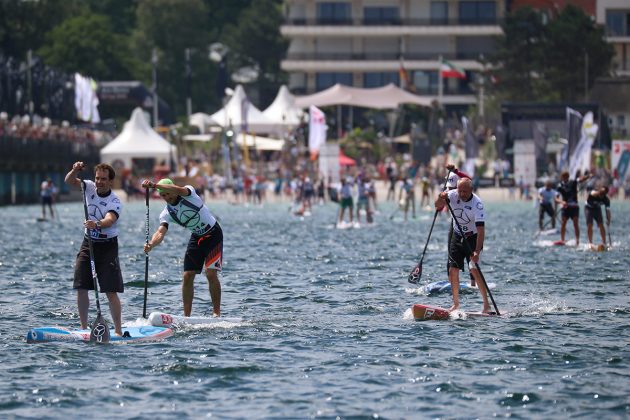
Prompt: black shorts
<box><xmin>585</xmin><ymin>206</ymin><xmax>603</xmax><ymax>225</ymax></box>
<box><xmin>42</xmin><ymin>196</ymin><xmax>53</xmax><ymax>205</ymax></box>
<box><xmin>73</xmin><ymin>237</ymin><xmax>124</xmax><ymax>293</ymax></box>
<box><xmin>539</xmin><ymin>202</ymin><xmax>554</xmax><ymax>218</ymax></box>
<box><xmin>561</xmin><ymin>206</ymin><xmax>579</xmax><ymax>219</ymax></box>
<box><xmin>184</xmin><ymin>224</ymin><xmax>223</xmax><ymax>274</ymax></box>
<box><xmin>448</xmin><ymin>233</ymin><xmax>477</xmax><ymax>271</ymax></box>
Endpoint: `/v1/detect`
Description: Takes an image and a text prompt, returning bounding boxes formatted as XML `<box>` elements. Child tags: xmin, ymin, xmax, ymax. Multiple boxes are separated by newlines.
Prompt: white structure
<box><xmin>597</xmin><ymin>0</ymin><xmax>630</xmax><ymax>77</ymax></box>
<box><xmin>100</xmin><ymin>107</ymin><xmax>175</xmax><ymax>170</ymax></box>
<box><xmin>281</xmin><ymin>0</ymin><xmax>504</xmax><ymax>109</ymax></box>
<box><xmin>209</xmin><ymin>85</ymin><xmax>278</xmax><ymax>133</ymax></box>
<box><xmin>262</xmin><ymin>85</ymin><xmax>304</xmax><ymax>127</ymax></box>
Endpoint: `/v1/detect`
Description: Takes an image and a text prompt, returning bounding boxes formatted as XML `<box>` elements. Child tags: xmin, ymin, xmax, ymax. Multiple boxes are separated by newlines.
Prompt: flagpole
<box><xmin>438</xmin><ymin>55</ymin><xmax>443</xmax><ymax>106</ymax></box>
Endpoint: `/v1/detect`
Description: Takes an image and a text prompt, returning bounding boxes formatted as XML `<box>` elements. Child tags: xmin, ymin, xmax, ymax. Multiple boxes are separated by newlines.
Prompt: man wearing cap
<box><xmin>142</xmin><ymin>178</ymin><xmax>223</xmax><ymax>316</ymax></box>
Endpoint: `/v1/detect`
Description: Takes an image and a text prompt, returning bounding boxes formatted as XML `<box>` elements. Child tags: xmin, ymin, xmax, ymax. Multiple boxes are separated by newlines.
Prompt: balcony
<box><xmin>284</xmin><ymin>17</ymin><xmax>502</xmax><ymax>26</ymax></box>
<box><xmin>284</xmin><ymin>51</ymin><xmax>486</xmax><ymax>61</ymax></box>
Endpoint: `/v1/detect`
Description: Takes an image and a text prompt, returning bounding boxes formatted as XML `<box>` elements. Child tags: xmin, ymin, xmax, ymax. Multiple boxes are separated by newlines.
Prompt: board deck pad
<box><xmin>423</xmin><ymin>280</ymin><xmax>497</xmax><ymax>294</ymax></box>
<box><xmin>26</xmin><ymin>325</ymin><xmax>172</xmax><ymax>343</ymax></box>
<box><xmin>148</xmin><ymin>312</ymin><xmax>243</xmax><ymax>327</ymax></box>
<box><xmin>412</xmin><ymin>304</ymin><xmax>498</xmax><ymax>321</ymax></box>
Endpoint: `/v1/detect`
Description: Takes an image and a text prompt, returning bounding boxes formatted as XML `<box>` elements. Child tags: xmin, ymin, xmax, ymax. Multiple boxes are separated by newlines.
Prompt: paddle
<box><xmin>443</xmin><ymin>196</ymin><xmax>501</xmax><ymax>316</ymax></box>
<box><xmin>607</xmin><ymin>219</ymin><xmax>612</xmax><ymax>248</ymax></box>
<box><xmin>80</xmin><ymin>181</ymin><xmax>111</xmax><ymax>343</ymax></box>
<box><xmin>143</xmin><ymin>187</ymin><xmax>150</xmax><ymax>318</ymax></box>
<box><xmin>408</xmin><ymin>169</ymin><xmax>452</xmax><ymax>284</ymax></box>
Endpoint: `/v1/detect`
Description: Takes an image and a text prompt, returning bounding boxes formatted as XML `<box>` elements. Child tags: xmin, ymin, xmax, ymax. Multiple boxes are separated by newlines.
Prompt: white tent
<box><xmin>100</xmin><ymin>107</ymin><xmax>175</xmax><ymax>169</ymax></box>
<box><xmin>189</xmin><ymin>112</ymin><xmax>217</xmax><ymax>134</ymax></box>
<box><xmin>294</xmin><ymin>83</ymin><xmax>432</xmax><ymax>109</ymax></box>
<box><xmin>209</xmin><ymin>85</ymin><xmax>278</xmax><ymax>133</ymax></box>
<box><xmin>262</xmin><ymin>85</ymin><xmax>304</xmax><ymax>128</ymax></box>
<box><xmin>234</xmin><ymin>133</ymin><xmax>285</xmax><ymax>151</ymax></box>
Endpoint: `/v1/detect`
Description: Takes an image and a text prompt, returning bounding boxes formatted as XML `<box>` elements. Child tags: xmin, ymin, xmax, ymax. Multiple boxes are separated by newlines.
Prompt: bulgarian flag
<box><xmin>441</xmin><ymin>59</ymin><xmax>466</xmax><ymax>79</ymax></box>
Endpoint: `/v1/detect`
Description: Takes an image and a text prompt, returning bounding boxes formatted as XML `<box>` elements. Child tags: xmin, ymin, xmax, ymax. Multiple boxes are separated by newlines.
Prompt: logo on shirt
<box><xmin>476</xmin><ymin>202</ymin><xmax>484</xmax><ymax>210</ymax></box>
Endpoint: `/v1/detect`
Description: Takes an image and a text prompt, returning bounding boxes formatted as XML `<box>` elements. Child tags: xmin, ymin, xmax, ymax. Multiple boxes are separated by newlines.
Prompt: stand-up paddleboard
<box><xmin>553</xmin><ymin>240</ymin><xmax>566</xmax><ymax>246</ymax></box>
<box><xmin>537</xmin><ymin>228</ymin><xmax>558</xmax><ymax>236</ymax></box>
<box><xmin>148</xmin><ymin>312</ymin><xmax>242</xmax><ymax>328</ymax></box>
<box><xmin>26</xmin><ymin>325</ymin><xmax>172</xmax><ymax>343</ymax></box>
<box><xmin>412</xmin><ymin>304</ymin><xmax>497</xmax><ymax>321</ymax></box>
<box><xmin>422</xmin><ymin>280</ymin><xmax>497</xmax><ymax>294</ymax></box>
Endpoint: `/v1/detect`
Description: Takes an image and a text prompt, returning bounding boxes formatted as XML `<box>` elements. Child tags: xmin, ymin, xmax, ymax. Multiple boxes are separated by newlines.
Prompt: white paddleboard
<box><xmin>148</xmin><ymin>312</ymin><xmax>242</xmax><ymax>327</ymax></box>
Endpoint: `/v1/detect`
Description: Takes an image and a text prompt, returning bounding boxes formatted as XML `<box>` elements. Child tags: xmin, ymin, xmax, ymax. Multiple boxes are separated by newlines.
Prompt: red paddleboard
<box><xmin>412</xmin><ymin>304</ymin><xmax>497</xmax><ymax>321</ymax></box>
<box><xmin>553</xmin><ymin>240</ymin><xmax>566</xmax><ymax>246</ymax></box>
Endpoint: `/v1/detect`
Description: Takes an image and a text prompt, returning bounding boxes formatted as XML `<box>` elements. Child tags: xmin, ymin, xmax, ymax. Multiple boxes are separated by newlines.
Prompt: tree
<box><xmin>38</xmin><ymin>13</ymin><xmax>136</xmax><ymax>80</ymax></box>
<box><xmin>223</xmin><ymin>0</ymin><xmax>288</xmax><ymax>106</ymax></box>
<box><xmin>488</xmin><ymin>5</ymin><xmax>613</xmax><ymax>103</ymax></box>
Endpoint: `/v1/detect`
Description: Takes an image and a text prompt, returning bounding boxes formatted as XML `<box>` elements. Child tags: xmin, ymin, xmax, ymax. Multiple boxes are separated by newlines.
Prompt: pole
<box><xmin>584</xmin><ymin>51</ymin><xmax>589</xmax><ymax>102</ymax></box>
<box><xmin>27</xmin><ymin>49</ymin><xmax>33</xmax><ymax>116</ymax></box>
<box><xmin>185</xmin><ymin>48</ymin><xmax>192</xmax><ymax>119</ymax></box>
<box><xmin>438</xmin><ymin>55</ymin><xmax>443</xmax><ymax>105</ymax></box>
<box><xmin>151</xmin><ymin>48</ymin><xmax>159</xmax><ymax>129</ymax></box>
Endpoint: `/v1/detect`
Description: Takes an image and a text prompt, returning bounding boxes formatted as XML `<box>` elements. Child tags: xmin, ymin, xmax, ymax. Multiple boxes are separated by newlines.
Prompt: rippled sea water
<box><xmin>1</xmin><ymin>197</ymin><xmax>629</xmax><ymax>419</ymax></box>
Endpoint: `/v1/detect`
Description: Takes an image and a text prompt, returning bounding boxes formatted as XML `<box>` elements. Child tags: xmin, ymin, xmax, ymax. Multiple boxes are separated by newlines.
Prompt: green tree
<box><xmin>133</xmin><ymin>0</ymin><xmax>213</xmax><ymax>117</ymax></box>
<box><xmin>38</xmin><ymin>13</ymin><xmax>136</xmax><ymax>80</ymax></box>
<box><xmin>542</xmin><ymin>5</ymin><xmax>614</xmax><ymax>102</ymax></box>
<box><xmin>223</xmin><ymin>0</ymin><xmax>288</xmax><ymax>106</ymax></box>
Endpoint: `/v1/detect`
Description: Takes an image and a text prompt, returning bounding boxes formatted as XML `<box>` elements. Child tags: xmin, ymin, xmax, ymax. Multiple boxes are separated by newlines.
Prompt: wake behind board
<box><xmin>26</xmin><ymin>325</ymin><xmax>172</xmax><ymax>344</ymax></box>
<box><xmin>423</xmin><ymin>280</ymin><xmax>497</xmax><ymax>295</ymax></box>
<box><xmin>412</xmin><ymin>304</ymin><xmax>497</xmax><ymax>321</ymax></box>
<box><xmin>148</xmin><ymin>312</ymin><xmax>242</xmax><ymax>328</ymax></box>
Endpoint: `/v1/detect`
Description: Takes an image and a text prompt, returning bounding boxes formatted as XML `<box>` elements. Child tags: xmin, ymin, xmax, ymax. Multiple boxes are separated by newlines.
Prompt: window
<box><xmin>317</xmin><ymin>2</ymin><xmax>352</xmax><ymax>24</ymax></box>
<box><xmin>364</xmin><ymin>7</ymin><xmax>399</xmax><ymax>24</ymax></box>
<box><xmin>459</xmin><ymin>1</ymin><xmax>496</xmax><ymax>24</ymax></box>
<box><xmin>364</xmin><ymin>72</ymin><xmax>399</xmax><ymax>88</ymax></box>
<box><xmin>431</xmin><ymin>2</ymin><xmax>448</xmax><ymax>25</ymax></box>
<box><xmin>617</xmin><ymin>115</ymin><xmax>626</xmax><ymax>127</ymax></box>
<box><xmin>413</xmin><ymin>71</ymin><xmax>439</xmax><ymax>94</ymax></box>
<box><xmin>606</xmin><ymin>11</ymin><xmax>629</xmax><ymax>36</ymax></box>
<box><xmin>316</xmin><ymin>73</ymin><xmax>353</xmax><ymax>90</ymax></box>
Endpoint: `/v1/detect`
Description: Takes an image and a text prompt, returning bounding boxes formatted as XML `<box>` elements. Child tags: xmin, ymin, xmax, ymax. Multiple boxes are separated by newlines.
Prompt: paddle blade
<box><xmin>408</xmin><ymin>263</ymin><xmax>422</xmax><ymax>284</ymax></box>
<box><xmin>90</xmin><ymin>315</ymin><xmax>110</xmax><ymax>343</ymax></box>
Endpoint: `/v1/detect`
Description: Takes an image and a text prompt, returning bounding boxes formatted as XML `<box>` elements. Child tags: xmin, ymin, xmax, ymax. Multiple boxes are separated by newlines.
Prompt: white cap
<box><xmin>446</xmin><ymin>173</ymin><xmax>460</xmax><ymax>189</ymax></box>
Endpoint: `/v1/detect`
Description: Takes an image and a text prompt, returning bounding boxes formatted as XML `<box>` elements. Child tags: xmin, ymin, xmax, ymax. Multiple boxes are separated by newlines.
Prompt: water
<box><xmin>1</xmin><ymin>198</ymin><xmax>629</xmax><ymax>418</ymax></box>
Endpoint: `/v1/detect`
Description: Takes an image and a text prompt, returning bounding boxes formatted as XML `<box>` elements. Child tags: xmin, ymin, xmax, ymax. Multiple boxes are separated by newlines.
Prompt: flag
<box><xmin>441</xmin><ymin>59</ymin><xmax>466</xmax><ymax>79</ymax></box>
<box><xmin>569</xmin><ymin>112</ymin><xmax>598</xmax><ymax>179</ymax></box>
<box><xmin>399</xmin><ymin>58</ymin><xmax>412</xmax><ymax>90</ymax></box>
<box><xmin>308</xmin><ymin>105</ymin><xmax>328</xmax><ymax>160</ymax></box>
<box><xmin>559</xmin><ymin>107</ymin><xmax>582</xmax><ymax>172</ymax></box>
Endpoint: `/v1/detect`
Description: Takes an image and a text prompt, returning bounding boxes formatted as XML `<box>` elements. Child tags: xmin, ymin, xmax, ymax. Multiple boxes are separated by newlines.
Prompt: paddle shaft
<box><xmin>80</xmin><ymin>182</ymin><xmax>104</xmax><ymax>319</ymax></box>
<box><xmin>419</xmin><ymin>170</ymin><xmax>452</xmax><ymax>263</ymax></box>
<box><xmin>444</xmin><ymin>197</ymin><xmax>501</xmax><ymax>315</ymax></box>
<box><xmin>143</xmin><ymin>187</ymin><xmax>150</xmax><ymax>318</ymax></box>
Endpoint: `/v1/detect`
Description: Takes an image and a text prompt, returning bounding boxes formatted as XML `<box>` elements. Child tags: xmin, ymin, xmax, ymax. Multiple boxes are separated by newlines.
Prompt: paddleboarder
<box><xmin>537</xmin><ymin>180</ymin><xmax>558</xmax><ymax>230</ymax></box>
<box><xmin>435</xmin><ymin>178</ymin><xmax>490</xmax><ymax>313</ymax></box>
<box><xmin>40</xmin><ymin>177</ymin><xmax>57</xmax><ymax>220</ymax></box>
<box><xmin>556</xmin><ymin>171</ymin><xmax>591</xmax><ymax>246</ymax></box>
<box><xmin>584</xmin><ymin>186</ymin><xmax>611</xmax><ymax>249</ymax></box>
<box><xmin>65</xmin><ymin>162</ymin><xmax>124</xmax><ymax>336</ymax></box>
<box><xmin>142</xmin><ymin>178</ymin><xmax>223</xmax><ymax>317</ymax></box>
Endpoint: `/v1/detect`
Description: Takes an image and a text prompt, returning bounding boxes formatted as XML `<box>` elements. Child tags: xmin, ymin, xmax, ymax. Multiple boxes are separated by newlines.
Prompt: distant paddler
<box><xmin>537</xmin><ymin>180</ymin><xmax>558</xmax><ymax>231</ymax></box>
<box><xmin>435</xmin><ymin>178</ymin><xmax>490</xmax><ymax>313</ymax></box>
<box><xmin>555</xmin><ymin>171</ymin><xmax>591</xmax><ymax>246</ymax></box>
<box><xmin>584</xmin><ymin>186</ymin><xmax>611</xmax><ymax>249</ymax></box>
<box><xmin>142</xmin><ymin>178</ymin><xmax>223</xmax><ymax>317</ymax></box>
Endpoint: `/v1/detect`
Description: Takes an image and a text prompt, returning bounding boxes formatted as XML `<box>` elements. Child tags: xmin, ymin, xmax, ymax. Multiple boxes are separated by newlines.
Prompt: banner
<box><xmin>308</xmin><ymin>105</ymin><xmax>327</xmax><ymax>159</ymax></box>
<box><xmin>569</xmin><ymin>111</ymin><xmax>598</xmax><ymax>179</ymax></box>
<box><xmin>74</xmin><ymin>73</ymin><xmax>100</xmax><ymax>123</ymax></box>
<box><xmin>612</xmin><ymin>140</ymin><xmax>630</xmax><ymax>183</ymax></box>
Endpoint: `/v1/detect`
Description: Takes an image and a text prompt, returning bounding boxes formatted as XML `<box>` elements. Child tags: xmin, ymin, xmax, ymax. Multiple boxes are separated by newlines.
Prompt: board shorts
<box><xmin>561</xmin><ymin>204</ymin><xmax>579</xmax><ymax>219</ymax></box>
<box><xmin>184</xmin><ymin>223</ymin><xmax>223</xmax><ymax>274</ymax></box>
<box><xmin>356</xmin><ymin>196</ymin><xmax>369</xmax><ymax>210</ymax></box>
<box><xmin>448</xmin><ymin>233</ymin><xmax>479</xmax><ymax>271</ymax></box>
<box><xmin>73</xmin><ymin>237</ymin><xmax>124</xmax><ymax>293</ymax></box>
<box><xmin>585</xmin><ymin>205</ymin><xmax>603</xmax><ymax>225</ymax></box>
<box><xmin>539</xmin><ymin>202</ymin><xmax>554</xmax><ymax>218</ymax></box>
<box><xmin>42</xmin><ymin>196</ymin><xmax>53</xmax><ymax>205</ymax></box>
<box><xmin>340</xmin><ymin>197</ymin><xmax>353</xmax><ymax>209</ymax></box>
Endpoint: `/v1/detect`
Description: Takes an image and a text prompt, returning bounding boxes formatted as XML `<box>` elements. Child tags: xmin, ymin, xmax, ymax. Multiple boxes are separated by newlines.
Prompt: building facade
<box><xmin>280</xmin><ymin>0</ymin><xmax>506</xmax><ymax>110</ymax></box>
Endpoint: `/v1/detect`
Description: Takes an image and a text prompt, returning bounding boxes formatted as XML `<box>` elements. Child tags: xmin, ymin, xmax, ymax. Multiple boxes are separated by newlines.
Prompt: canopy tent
<box><xmin>339</xmin><ymin>151</ymin><xmax>356</xmax><ymax>166</ymax></box>
<box><xmin>294</xmin><ymin>83</ymin><xmax>432</xmax><ymax>109</ymax></box>
<box><xmin>209</xmin><ymin>85</ymin><xmax>278</xmax><ymax>133</ymax></box>
<box><xmin>100</xmin><ymin>107</ymin><xmax>175</xmax><ymax>169</ymax></box>
<box><xmin>262</xmin><ymin>85</ymin><xmax>304</xmax><ymax>128</ymax></box>
<box><xmin>234</xmin><ymin>133</ymin><xmax>285</xmax><ymax>151</ymax></box>
<box><xmin>189</xmin><ymin>112</ymin><xmax>217</xmax><ymax>134</ymax></box>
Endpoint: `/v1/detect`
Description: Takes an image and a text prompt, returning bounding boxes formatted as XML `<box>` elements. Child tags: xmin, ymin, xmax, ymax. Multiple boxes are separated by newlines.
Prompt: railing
<box><xmin>290</xmin><ymin>85</ymin><xmax>475</xmax><ymax>96</ymax></box>
<box><xmin>284</xmin><ymin>17</ymin><xmax>502</xmax><ymax>26</ymax></box>
<box><xmin>284</xmin><ymin>51</ymin><xmax>486</xmax><ymax>61</ymax></box>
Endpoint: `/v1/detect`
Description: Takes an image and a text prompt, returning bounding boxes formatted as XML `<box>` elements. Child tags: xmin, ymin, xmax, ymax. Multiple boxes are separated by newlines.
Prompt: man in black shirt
<box><xmin>585</xmin><ymin>186</ymin><xmax>611</xmax><ymax>249</ymax></box>
<box><xmin>555</xmin><ymin>171</ymin><xmax>590</xmax><ymax>246</ymax></box>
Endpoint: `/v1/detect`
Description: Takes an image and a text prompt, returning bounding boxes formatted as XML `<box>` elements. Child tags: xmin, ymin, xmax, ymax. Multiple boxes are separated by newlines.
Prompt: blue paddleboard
<box><xmin>423</xmin><ymin>280</ymin><xmax>497</xmax><ymax>294</ymax></box>
<box><xmin>26</xmin><ymin>325</ymin><xmax>173</xmax><ymax>344</ymax></box>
